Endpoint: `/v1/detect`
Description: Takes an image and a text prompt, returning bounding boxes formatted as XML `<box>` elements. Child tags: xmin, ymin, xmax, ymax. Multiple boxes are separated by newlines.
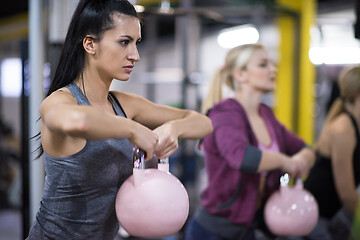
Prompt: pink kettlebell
<box><xmin>264</xmin><ymin>174</ymin><xmax>319</xmax><ymax>236</ymax></box>
<box><xmin>115</xmin><ymin>148</ymin><xmax>189</xmax><ymax>237</ymax></box>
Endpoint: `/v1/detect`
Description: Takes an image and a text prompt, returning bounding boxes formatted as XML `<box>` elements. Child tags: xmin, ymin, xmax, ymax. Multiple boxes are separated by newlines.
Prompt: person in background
<box><xmin>26</xmin><ymin>0</ymin><xmax>213</xmax><ymax>239</ymax></box>
<box><xmin>300</xmin><ymin>65</ymin><xmax>360</xmax><ymax>240</ymax></box>
<box><xmin>185</xmin><ymin>43</ymin><xmax>315</xmax><ymax>240</ymax></box>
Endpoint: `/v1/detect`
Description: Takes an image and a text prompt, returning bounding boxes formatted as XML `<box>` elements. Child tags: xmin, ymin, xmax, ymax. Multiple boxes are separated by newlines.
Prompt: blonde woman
<box><xmin>301</xmin><ymin>66</ymin><xmax>360</xmax><ymax>240</ymax></box>
<box><xmin>185</xmin><ymin>43</ymin><xmax>315</xmax><ymax>240</ymax></box>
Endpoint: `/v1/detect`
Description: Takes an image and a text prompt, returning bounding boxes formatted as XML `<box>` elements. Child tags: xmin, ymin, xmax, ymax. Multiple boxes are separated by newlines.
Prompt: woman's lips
<box><xmin>123</xmin><ymin>66</ymin><xmax>133</xmax><ymax>73</ymax></box>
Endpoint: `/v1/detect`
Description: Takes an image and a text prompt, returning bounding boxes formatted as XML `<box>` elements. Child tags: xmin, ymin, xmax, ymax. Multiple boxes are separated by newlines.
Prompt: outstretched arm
<box><xmin>152</xmin><ymin>110</ymin><xmax>212</xmax><ymax>158</ymax></box>
<box><xmin>41</xmin><ymin>90</ymin><xmax>159</xmax><ymax>159</ymax></box>
<box><xmin>257</xmin><ymin>149</ymin><xmax>315</xmax><ymax>178</ymax></box>
<box><xmin>115</xmin><ymin>91</ymin><xmax>213</xmax><ymax>158</ymax></box>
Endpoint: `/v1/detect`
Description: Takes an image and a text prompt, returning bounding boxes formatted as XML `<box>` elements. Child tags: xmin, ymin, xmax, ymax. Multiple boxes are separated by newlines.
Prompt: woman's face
<box><xmin>94</xmin><ymin>14</ymin><xmax>141</xmax><ymax>81</ymax></box>
<box><xmin>242</xmin><ymin>48</ymin><xmax>277</xmax><ymax>93</ymax></box>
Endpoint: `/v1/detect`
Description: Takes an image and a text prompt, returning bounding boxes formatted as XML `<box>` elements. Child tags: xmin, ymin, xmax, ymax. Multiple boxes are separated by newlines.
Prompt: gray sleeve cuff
<box><xmin>239</xmin><ymin>146</ymin><xmax>262</xmax><ymax>173</ymax></box>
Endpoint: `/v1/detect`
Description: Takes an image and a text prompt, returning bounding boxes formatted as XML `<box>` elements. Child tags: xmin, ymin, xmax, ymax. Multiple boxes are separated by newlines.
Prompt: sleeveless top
<box><xmin>26</xmin><ymin>82</ymin><xmax>134</xmax><ymax>240</ymax></box>
<box><xmin>304</xmin><ymin>112</ymin><xmax>360</xmax><ymax>219</ymax></box>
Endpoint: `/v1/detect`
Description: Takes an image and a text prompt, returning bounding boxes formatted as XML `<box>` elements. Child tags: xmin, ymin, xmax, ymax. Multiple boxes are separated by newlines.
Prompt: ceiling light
<box><xmin>158</xmin><ymin>0</ymin><xmax>174</xmax><ymax>14</ymax></box>
<box><xmin>217</xmin><ymin>25</ymin><xmax>259</xmax><ymax>49</ymax></box>
<box><xmin>309</xmin><ymin>47</ymin><xmax>360</xmax><ymax>65</ymax></box>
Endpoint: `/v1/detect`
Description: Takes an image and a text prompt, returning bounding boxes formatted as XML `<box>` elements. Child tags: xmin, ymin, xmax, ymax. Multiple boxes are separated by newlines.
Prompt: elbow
<box><xmin>206</xmin><ymin>117</ymin><xmax>214</xmax><ymax>135</ymax></box>
<box><xmin>186</xmin><ymin>111</ymin><xmax>213</xmax><ymax>138</ymax></box>
<box><xmin>200</xmin><ymin>113</ymin><xmax>213</xmax><ymax>136</ymax></box>
<box><xmin>62</xmin><ymin>111</ymin><xmax>90</xmax><ymax>136</ymax></box>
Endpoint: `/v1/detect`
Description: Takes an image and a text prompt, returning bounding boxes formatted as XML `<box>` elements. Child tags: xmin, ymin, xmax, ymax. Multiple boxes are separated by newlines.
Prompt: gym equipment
<box><xmin>115</xmin><ymin>148</ymin><xmax>189</xmax><ymax>237</ymax></box>
<box><xmin>264</xmin><ymin>173</ymin><xmax>319</xmax><ymax>236</ymax></box>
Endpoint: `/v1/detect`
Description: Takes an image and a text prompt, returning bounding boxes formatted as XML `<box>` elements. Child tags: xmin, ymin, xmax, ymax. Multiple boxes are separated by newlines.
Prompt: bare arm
<box><xmin>152</xmin><ymin>110</ymin><xmax>212</xmax><ymax>158</ymax></box>
<box><xmin>257</xmin><ymin>151</ymin><xmax>296</xmax><ymax>176</ymax></box>
<box><xmin>41</xmin><ymin>90</ymin><xmax>159</xmax><ymax>159</ymax></box>
<box><xmin>257</xmin><ymin>147</ymin><xmax>315</xmax><ymax>178</ymax></box>
<box><xmin>116</xmin><ymin>92</ymin><xmax>213</xmax><ymax>158</ymax></box>
<box><xmin>330</xmin><ymin>117</ymin><xmax>359</xmax><ymax>213</ymax></box>
<box><xmin>257</xmin><ymin>151</ymin><xmax>287</xmax><ymax>172</ymax></box>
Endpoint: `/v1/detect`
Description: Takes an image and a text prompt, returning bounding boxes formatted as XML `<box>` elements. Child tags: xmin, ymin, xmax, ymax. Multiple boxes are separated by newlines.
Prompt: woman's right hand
<box><xmin>128</xmin><ymin>122</ymin><xmax>159</xmax><ymax>161</ymax></box>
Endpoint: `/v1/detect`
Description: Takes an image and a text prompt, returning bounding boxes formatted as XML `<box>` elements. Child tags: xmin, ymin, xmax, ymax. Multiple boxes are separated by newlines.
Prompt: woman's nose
<box><xmin>270</xmin><ymin>62</ymin><xmax>277</xmax><ymax>72</ymax></box>
<box><xmin>128</xmin><ymin>46</ymin><xmax>140</xmax><ymax>62</ymax></box>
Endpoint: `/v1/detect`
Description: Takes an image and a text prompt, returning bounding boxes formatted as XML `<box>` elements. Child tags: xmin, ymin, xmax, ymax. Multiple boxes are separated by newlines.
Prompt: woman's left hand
<box><xmin>153</xmin><ymin>122</ymin><xmax>179</xmax><ymax>159</ymax></box>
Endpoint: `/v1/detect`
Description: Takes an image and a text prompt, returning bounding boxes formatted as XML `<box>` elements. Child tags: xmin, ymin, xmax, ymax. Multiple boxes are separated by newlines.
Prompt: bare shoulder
<box><xmin>329</xmin><ymin>113</ymin><xmax>354</xmax><ymax>135</ymax></box>
<box><xmin>110</xmin><ymin>91</ymin><xmax>149</xmax><ymax>104</ymax></box>
<box><xmin>40</xmin><ymin>88</ymin><xmax>78</xmax><ymax>115</ymax></box>
<box><xmin>327</xmin><ymin>113</ymin><xmax>356</xmax><ymax>147</ymax></box>
<box><xmin>110</xmin><ymin>91</ymin><xmax>153</xmax><ymax>117</ymax></box>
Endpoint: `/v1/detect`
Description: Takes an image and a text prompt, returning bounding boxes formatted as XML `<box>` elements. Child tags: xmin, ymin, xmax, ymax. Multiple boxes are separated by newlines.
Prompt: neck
<box><xmin>234</xmin><ymin>88</ymin><xmax>263</xmax><ymax>115</ymax></box>
<box><xmin>76</xmin><ymin>68</ymin><xmax>112</xmax><ymax>105</ymax></box>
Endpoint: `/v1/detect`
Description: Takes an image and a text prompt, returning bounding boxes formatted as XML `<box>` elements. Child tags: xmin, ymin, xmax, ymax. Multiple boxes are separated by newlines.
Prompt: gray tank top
<box><xmin>26</xmin><ymin>82</ymin><xmax>134</xmax><ymax>240</ymax></box>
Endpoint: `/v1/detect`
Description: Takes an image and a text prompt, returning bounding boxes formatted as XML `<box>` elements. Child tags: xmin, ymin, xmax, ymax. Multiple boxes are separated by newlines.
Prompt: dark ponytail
<box><xmin>35</xmin><ymin>0</ymin><xmax>138</xmax><ymax>158</ymax></box>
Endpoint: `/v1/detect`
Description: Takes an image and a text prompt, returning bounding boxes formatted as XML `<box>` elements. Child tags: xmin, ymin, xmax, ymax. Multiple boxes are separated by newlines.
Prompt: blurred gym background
<box><xmin>0</xmin><ymin>0</ymin><xmax>359</xmax><ymax>239</ymax></box>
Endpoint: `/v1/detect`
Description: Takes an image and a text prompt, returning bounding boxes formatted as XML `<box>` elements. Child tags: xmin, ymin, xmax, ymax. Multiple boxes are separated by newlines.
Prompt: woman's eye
<box><xmin>260</xmin><ymin>63</ymin><xmax>267</xmax><ymax>67</ymax></box>
<box><xmin>120</xmin><ymin>40</ymin><xmax>129</xmax><ymax>45</ymax></box>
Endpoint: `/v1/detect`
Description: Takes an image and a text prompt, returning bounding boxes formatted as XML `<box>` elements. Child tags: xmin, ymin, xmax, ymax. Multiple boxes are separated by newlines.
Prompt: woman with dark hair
<box><xmin>26</xmin><ymin>0</ymin><xmax>212</xmax><ymax>239</ymax></box>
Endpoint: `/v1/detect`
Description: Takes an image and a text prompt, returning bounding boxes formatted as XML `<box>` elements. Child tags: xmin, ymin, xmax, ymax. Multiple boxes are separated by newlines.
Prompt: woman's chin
<box><xmin>115</xmin><ymin>76</ymin><xmax>131</xmax><ymax>82</ymax></box>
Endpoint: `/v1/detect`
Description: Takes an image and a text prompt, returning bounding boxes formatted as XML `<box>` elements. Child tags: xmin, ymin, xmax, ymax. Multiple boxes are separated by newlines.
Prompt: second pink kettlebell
<box><xmin>264</xmin><ymin>174</ymin><xmax>319</xmax><ymax>236</ymax></box>
<box><xmin>115</xmin><ymin>148</ymin><xmax>189</xmax><ymax>237</ymax></box>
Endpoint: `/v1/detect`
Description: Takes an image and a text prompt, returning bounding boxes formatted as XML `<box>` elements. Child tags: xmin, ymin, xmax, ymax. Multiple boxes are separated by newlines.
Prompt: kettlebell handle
<box><xmin>158</xmin><ymin>158</ymin><xmax>169</xmax><ymax>164</ymax></box>
<box><xmin>132</xmin><ymin>147</ymin><xmax>169</xmax><ymax>170</ymax></box>
<box><xmin>280</xmin><ymin>173</ymin><xmax>303</xmax><ymax>188</ymax></box>
<box><xmin>280</xmin><ymin>173</ymin><xmax>290</xmax><ymax>186</ymax></box>
<box><xmin>133</xmin><ymin>147</ymin><xmax>146</xmax><ymax>169</ymax></box>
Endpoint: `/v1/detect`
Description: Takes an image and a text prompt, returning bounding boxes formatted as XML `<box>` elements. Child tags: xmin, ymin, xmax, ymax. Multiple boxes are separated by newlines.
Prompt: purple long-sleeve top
<box><xmin>201</xmin><ymin>98</ymin><xmax>306</xmax><ymax>226</ymax></box>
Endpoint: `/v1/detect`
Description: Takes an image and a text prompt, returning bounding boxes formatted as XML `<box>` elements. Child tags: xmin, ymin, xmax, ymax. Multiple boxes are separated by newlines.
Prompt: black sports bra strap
<box><xmin>108</xmin><ymin>92</ymin><xmax>127</xmax><ymax>118</ymax></box>
<box><xmin>346</xmin><ymin>112</ymin><xmax>360</xmax><ymax>143</ymax></box>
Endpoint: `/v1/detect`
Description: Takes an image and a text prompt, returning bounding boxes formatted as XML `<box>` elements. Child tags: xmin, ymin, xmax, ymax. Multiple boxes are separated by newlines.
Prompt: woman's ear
<box><xmin>232</xmin><ymin>68</ymin><xmax>247</xmax><ymax>83</ymax></box>
<box><xmin>83</xmin><ymin>35</ymin><xmax>96</xmax><ymax>55</ymax></box>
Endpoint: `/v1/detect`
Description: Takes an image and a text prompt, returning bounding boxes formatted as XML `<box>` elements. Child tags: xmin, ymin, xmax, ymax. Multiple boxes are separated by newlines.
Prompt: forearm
<box><xmin>169</xmin><ymin>110</ymin><xmax>213</xmax><ymax>139</ymax></box>
<box><xmin>257</xmin><ymin>151</ymin><xmax>288</xmax><ymax>172</ymax></box>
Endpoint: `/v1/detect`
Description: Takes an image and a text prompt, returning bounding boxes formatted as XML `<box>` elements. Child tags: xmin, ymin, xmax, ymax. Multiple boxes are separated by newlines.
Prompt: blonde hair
<box><xmin>326</xmin><ymin>65</ymin><xmax>360</xmax><ymax>124</ymax></box>
<box><xmin>201</xmin><ymin>43</ymin><xmax>265</xmax><ymax>114</ymax></box>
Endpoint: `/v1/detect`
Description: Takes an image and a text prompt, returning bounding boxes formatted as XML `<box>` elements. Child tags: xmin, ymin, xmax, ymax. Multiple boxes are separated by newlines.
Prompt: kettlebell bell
<box><xmin>264</xmin><ymin>173</ymin><xmax>319</xmax><ymax>236</ymax></box>
<box><xmin>115</xmin><ymin>147</ymin><xmax>189</xmax><ymax>237</ymax></box>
